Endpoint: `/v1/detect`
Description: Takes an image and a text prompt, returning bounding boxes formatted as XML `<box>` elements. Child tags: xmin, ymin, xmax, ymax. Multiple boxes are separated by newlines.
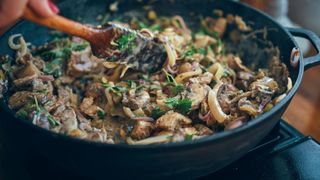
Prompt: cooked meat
<box><xmin>156</xmin><ymin>111</ymin><xmax>192</xmax><ymax>131</ymax></box>
<box><xmin>54</xmin><ymin>107</ymin><xmax>78</xmax><ymax>133</ymax></box>
<box><xmin>131</xmin><ymin>120</ymin><xmax>155</xmax><ymax>140</ymax></box>
<box><xmin>187</xmin><ymin>83</ymin><xmax>207</xmax><ymax>109</ymax></box>
<box><xmin>194</xmin><ymin>124</ymin><xmax>213</xmax><ymax>135</ymax></box>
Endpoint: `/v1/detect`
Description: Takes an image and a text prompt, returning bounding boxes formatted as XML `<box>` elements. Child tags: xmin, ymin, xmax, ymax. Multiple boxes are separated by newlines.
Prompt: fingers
<box><xmin>0</xmin><ymin>0</ymin><xmax>28</xmax><ymax>29</ymax></box>
<box><xmin>29</xmin><ymin>0</ymin><xmax>59</xmax><ymax>17</ymax></box>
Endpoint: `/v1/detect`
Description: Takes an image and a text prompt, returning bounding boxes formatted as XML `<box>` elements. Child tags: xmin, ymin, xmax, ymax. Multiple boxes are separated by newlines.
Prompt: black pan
<box><xmin>0</xmin><ymin>0</ymin><xmax>320</xmax><ymax>179</ymax></box>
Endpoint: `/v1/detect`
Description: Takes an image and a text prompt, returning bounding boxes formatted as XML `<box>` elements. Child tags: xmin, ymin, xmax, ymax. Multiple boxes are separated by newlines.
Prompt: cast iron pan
<box><xmin>0</xmin><ymin>0</ymin><xmax>320</xmax><ymax>179</ymax></box>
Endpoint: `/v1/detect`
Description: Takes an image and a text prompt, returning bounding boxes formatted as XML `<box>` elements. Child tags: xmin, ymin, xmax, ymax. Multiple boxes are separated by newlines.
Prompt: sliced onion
<box><xmin>290</xmin><ymin>47</ymin><xmax>300</xmax><ymax>67</ymax></box>
<box><xmin>163</xmin><ymin>40</ymin><xmax>177</xmax><ymax>67</ymax></box>
<box><xmin>166</xmin><ymin>63</ymin><xmax>177</xmax><ymax>74</ymax></box>
<box><xmin>198</xmin><ymin>111</ymin><xmax>211</xmax><ymax>122</ymax></box>
<box><xmin>274</xmin><ymin>94</ymin><xmax>286</xmax><ymax>105</ymax></box>
<box><xmin>207</xmin><ymin>63</ymin><xmax>224</xmax><ymax>81</ymax></box>
<box><xmin>123</xmin><ymin>107</ymin><xmax>136</xmax><ymax>119</ymax></box>
<box><xmin>131</xmin><ymin>117</ymin><xmax>154</xmax><ymax>122</ymax></box>
<box><xmin>8</xmin><ymin>34</ymin><xmax>22</xmax><ymax>50</ymax></box>
<box><xmin>120</xmin><ymin>65</ymin><xmax>131</xmax><ymax>78</ymax></box>
<box><xmin>103</xmin><ymin>61</ymin><xmax>119</xmax><ymax>69</ymax></box>
<box><xmin>175</xmin><ymin>68</ymin><xmax>202</xmax><ymax>83</ymax></box>
<box><xmin>287</xmin><ymin>77</ymin><xmax>292</xmax><ymax>92</ymax></box>
<box><xmin>140</xmin><ymin>28</ymin><xmax>154</xmax><ymax>38</ymax></box>
<box><xmin>127</xmin><ymin>134</ymin><xmax>172</xmax><ymax>145</ymax></box>
<box><xmin>208</xmin><ymin>81</ymin><xmax>229</xmax><ymax>123</ymax></box>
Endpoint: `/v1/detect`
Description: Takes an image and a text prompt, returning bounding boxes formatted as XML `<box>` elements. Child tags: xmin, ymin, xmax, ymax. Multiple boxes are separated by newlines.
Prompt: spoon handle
<box><xmin>23</xmin><ymin>6</ymin><xmax>94</xmax><ymax>41</ymax></box>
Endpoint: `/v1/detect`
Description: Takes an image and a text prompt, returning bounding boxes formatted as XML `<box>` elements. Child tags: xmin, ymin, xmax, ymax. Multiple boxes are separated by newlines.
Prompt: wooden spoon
<box><xmin>23</xmin><ymin>7</ymin><xmax>167</xmax><ymax>72</ymax></box>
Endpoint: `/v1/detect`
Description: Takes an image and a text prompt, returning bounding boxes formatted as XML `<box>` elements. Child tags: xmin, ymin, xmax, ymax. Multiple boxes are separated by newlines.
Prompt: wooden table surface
<box><xmin>284</xmin><ymin>65</ymin><xmax>320</xmax><ymax>141</ymax></box>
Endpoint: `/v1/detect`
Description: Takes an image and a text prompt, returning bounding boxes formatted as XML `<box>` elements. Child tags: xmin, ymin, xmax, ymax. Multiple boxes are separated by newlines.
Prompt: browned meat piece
<box><xmin>67</xmin><ymin>48</ymin><xmax>104</xmax><ymax>77</ymax></box>
<box><xmin>178</xmin><ymin>62</ymin><xmax>193</xmax><ymax>74</ymax></box>
<box><xmin>186</xmin><ymin>83</ymin><xmax>207</xmax><ymax>109</ymax></box>
<box><xmin>80</xmin><ymin>97</ymin><xmax>98</xmax><ymax>118</ymax></box>
<box><xmin>54</xmin><ymin>107</ymin><xmax>78</xmax><ymax>133</ymax></box>
<box><xmin>218</xmin><ymin>84</ymin><xmax>238</xmax><ymax>114</ymax></box>
<box><xmin>194</xmin><ymin>124</ymin><xmax>213</xmax><ymax>135</ymax></box>
<box><xmin>268</xmin><ymin>57</ymin><xmax>289</xmax><ymax>94</ymax></box>
<box><xmin>86</xmin><ymin>129</ymin><xmax>108</xmax><ymax>142</ymax></box>
<box><xmin>122</xmin><ymin>90</ymin><xmax>150</xmax><ymax>110</ymax></box>
<box><xmin>156</xmin><ymin>111</ymin><xmax>192</xmax><ymax>131</ymax></box>
<box><xmin>58</xmin><ymin>87</ymin><xmax>72</xmax><ymax>104</ymax></box>
<box><xmin>75</xmin><ymin>110</ymin><xmax>92</xmax><ymax>131</ymax></box>
<box><xmin>172</xmin><ymin>127</ymin><xmax>197</xmax><ymax>142</ymax></box>
<box><xmin>249</xmin><ymin>77</ymin><xmax>279</xmax><ymax>95</ymax></box>
<box><xmin>130</xmin><ymin>120</ymin><xmax>155</xmax><ymax>140</ymax></box>
<box><xmin>227</xmin><ymin>55</ymin><xmax>251</xmax><ymax>72</ymax></box>
<box><xmin>8</xmin><ymin>91</ymin><xmax>46</xmax><ymax>109</ymax></box>
<box><xmin>203</xmin><ymin>17</ymin><xmax>227</xmax><ymax>37</ymax></box>
<box><xmin>85</xmin><ymin>82</ymin><xmax>104</xmax><ymax>98</ymax></box>
<box><xmin>238</xmin><ymin>97</ymin><xmax>259</xmax><ymax>116</ymax></box>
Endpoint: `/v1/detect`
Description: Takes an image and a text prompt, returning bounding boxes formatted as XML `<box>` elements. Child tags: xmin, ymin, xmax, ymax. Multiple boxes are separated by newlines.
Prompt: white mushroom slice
<box><xmin>208</xmin><ymin>81</ymin><xmax>230</xmax><ymax>123</ymax></box>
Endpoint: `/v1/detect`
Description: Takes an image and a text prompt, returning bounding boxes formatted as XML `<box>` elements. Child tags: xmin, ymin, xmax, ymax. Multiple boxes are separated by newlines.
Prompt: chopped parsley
<box><xmin>41</xmin><ymin>39</ymin><xmax>89</xmax><ymax>77</ymax></box>
<box><xmin>165</xmin><ymin>98</ymin><xmax>192</xmax><ymax>114</ymax></box>
<box><xmin>162</xmin><ymin>69</ymin><xmax>177</xmax><ymax>86</ymax></box>
<box><xmin>100</xmin><ymin>80</ymin><xmax>128</xmax><ymax>96</ymax></box>
<box><xmin>97</xmin><ymin>109</ymin><xmax>106</xmax><ymax>119</ymax></box>
<box><xmin>173</xmin><ymin>84</ymin><xmax>185</xmax><ymax>95</ymax></box>
<box><xmin>184</xmin><ymin>46</ymin><xmax>207</xmax><ymax>57</ymax></box>
<box><xmin>114</xmin><ymin>33</ymin><xmax>137</xmax><ymax>52</ymax></box>
<box><xmin>185</xmin><ymin>134</ymin><xmax>193</xmax><ymax>141</ymax></box>
<box><xmin>151</xmin><ymin>106</ymin><xmax>166</xmax><ymax>119</ymax></box>
<box><xmin>162</xmin><ymin>69</ymin><xmax>185</xmax><ymax>95</ymax></box>
<box><xmin>127</xmin><ymin>80</ymin><xmax>137</xmax><ymax>89</ymax></box>
<box><xmin>33</xmin><ymin>96</ymin><xmax>60</xmax><ymax>128</ymax></box>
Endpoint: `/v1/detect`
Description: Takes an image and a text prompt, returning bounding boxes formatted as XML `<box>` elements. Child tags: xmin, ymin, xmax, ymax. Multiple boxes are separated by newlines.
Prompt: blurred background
<box><xmin>242</xmin><ymin>0</ymin><xmax>320</xmax><ymax>141</ymax></box>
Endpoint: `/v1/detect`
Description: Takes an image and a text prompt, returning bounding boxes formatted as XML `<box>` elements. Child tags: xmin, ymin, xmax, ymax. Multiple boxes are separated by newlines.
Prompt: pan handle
<box><xmin>287</xmin><ymin>28</ymin><xmax>320</xmax><ymax>70</ymax></box>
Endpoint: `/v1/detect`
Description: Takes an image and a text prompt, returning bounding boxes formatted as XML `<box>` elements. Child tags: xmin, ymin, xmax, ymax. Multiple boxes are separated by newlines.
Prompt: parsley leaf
<box><xmin>162</xmin><ymin>69</ymin><xmax>177</xmax><ymax>86</ymax></box>
<box><xmin>97</xmin><ymin>109</ymin><xmax>106</xmax><ymax>119</ymax></box>
<box><xmin>127</xmin><ymin>80</ymin><xmax>137</xmax><ymax>89</ymax></box>
<box><xmin>115</xmin><ymin>33</ymin><xmax>137</xmax><ymax>52</ymax></box>
<box><xmin>173</xmin><ymin>84</ymin><xmax>185</xmax><ymax>95</ymax></box>
<box><xmin>175</xmin><ymin>98</ymin><xmax>192</xmax><ymax>114</ymax></box>
<box><xmin>165</xmin><ymin>98</ymin><xmax>192</xmax><ymax>115</ymax></box>
<box><xmin>151</xmin><ymin>107</ymin><xmax>166</xmax><ymax>119</ymax></box>
<box><xmin>185</xmin><ymin>134</ymin><xmax>193</xmax><ymax>141</ymax></box>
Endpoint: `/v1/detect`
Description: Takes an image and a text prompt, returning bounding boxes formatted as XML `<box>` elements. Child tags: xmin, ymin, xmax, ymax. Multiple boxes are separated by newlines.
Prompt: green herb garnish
<box><xmin>97</xmin><ymin>109</ymin><xmax>106</xmax><ymax>119</ymax></box>
<box><xmin>127</xmin><ymin>80</ymin><xmax>137</xmax><ymax>89</ymax></box>
<box><xmin>162</xmin><ymin>69</ymin><xmax>177</xmax><ymax>86</ymax></box>
<box><xmin>165</xmin><ymin>98</ymin><xmax>192</xmax><ymax>114</ymax></box>
<box><xmin>173</xmin><ymin>84</ymin><xmax>185</xmax><ymax>95</ymax></box>
<box><xmin>185</xmin><ymin>134</ymin><xmax>193</xmax><ymax>141</ymax></box>
<box><xmin>33</xmin><ymin>96</ymin><xmax>60</xmax><ymax>128</ymax></box>
<box><xmin>115</xmin><ymin>33</ymin><xmax>137</xmax><ymax>52</ymax></box>
<box><xmin>151</xmin><ymin>107</ymin><xmax>166</xmax><ymax>119</ymax></box>
<box><xmin>100</xmin><ymin>80</ymin><xmax>128</xmax><ymax>96</ymax></box>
